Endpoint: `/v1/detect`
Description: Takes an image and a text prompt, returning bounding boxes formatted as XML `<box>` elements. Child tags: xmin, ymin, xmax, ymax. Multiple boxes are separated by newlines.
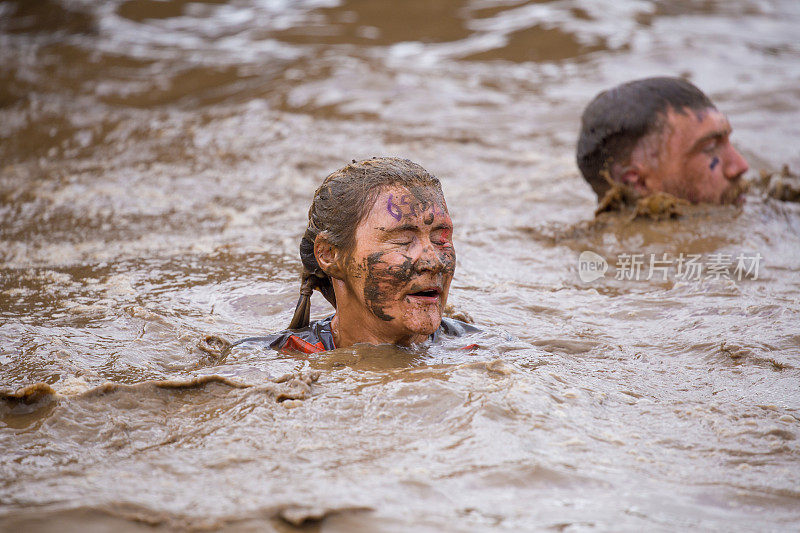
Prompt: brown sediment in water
<box><xmin>758</xmin><ymin>164</ymin><xmax>800</xmax><ymax>202</ymax></box>
<box><xmin>0</xmin><ymin>381</ymin><xmax>58</xmax><ymax>404</ymax></box>
<box><xmin>276</xmin><ymin>504</ymin><xmax>373</xmax><ymax>527</ymax></box>
<box><xmin>1</xmin><ymin>373</ymin><xmax>320</xmax><ymax>430</ymax></box>
<box><xmin>81</xmin><ymin>374</ymin><xmax>250</xmax><ymax>396</ymax></box>
<box><xmin>0</xmin><ymin>382</ymin><xmax>59</xmax><ymax>429</ymax></box>
<box><xmin>457</xmin><ymin>358</ymin><xmax>514</xmax><ymax>376</ymax></box>
<box><xmin>2</xmin><ymin>1</ymin><xmax>800</xmax><ymax>530</ymax></box>
<box><xmin>2</xmin><ymin>372</ymin><xmax>320</xmax><ymax>407</ymax></box>
<box><xmin>0</xmin><ymin>502</ymin><xmax>374</xmax><ymax>532</ymax></box>
<box><xmin>83</xmin><ymin>373</ymin><xmax>321</xmax><ymax>402</ymax></box>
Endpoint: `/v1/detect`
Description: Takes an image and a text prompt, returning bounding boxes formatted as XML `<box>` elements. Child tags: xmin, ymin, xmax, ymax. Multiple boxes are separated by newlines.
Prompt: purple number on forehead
<box><xmin>386</xmin><ymin>194</ymin><xmax>402</xmax><ymax>221</ymax></box>
<box><xmin>399</xmin><ymin>195</ymin><xmax>417</xmax><ymax>216</ymax></box>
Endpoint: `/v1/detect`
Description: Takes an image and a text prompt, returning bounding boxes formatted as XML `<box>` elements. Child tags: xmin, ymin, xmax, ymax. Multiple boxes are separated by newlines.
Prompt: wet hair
<box><xmin>288</xmin><ymin>157</ymin><xmax>443</xmax><ymax>329</ymax></box>
<box><xmin>576</xmin><ymin>77</ymin><xmax>715</xmax><ymax>199</ymax></box>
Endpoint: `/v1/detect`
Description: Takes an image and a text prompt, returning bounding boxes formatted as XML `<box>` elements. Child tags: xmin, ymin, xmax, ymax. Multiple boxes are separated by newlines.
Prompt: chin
<box><xmin>403</xmin><ymin>311</ymin><xmax>443</xmax><ymax>337</ymax></box>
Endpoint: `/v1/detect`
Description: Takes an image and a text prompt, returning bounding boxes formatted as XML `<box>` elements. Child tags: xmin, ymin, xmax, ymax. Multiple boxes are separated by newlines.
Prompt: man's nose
<box><xmin>724</xmin><ymin>144</ymin><xmax>749</xmax><ymax>180</ymax></box>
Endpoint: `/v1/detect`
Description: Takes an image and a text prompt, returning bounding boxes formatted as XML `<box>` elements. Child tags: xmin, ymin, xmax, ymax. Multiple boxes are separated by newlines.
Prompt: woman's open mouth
<box><xmin>406</xmin><ymin>287</ymin><xmax>441</xmax><ymax>302</ymax></box>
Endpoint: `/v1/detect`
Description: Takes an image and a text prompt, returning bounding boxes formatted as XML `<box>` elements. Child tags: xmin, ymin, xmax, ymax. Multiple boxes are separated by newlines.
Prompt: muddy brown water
<box><xmin>1</xmin><ymin>1</ymin><xmax>800</xmax><ymax>531</ymax></box>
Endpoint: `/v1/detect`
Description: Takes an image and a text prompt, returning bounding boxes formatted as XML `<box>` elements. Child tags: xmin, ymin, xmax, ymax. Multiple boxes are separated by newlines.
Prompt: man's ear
<box><xmin>618</xmin><ymin>164</ymin><xmax>649</xmax><ymax>195</ymax></box>
<box><xmin>314</xmin><ymin>236</ymin><xmax>345</xmax><ymax>279</ymax></box>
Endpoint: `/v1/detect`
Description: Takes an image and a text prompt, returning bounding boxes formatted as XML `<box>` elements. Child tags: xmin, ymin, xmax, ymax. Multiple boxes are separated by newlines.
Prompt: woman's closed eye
<box><xmin>385</xmin><ymin>231</ymin><xmax>415</xmax><ymax>246</ymax></box>
<box><xmin>431</xmin><ymin>227</ymin><xmax>453</xmax><ymax>245</ymax></box>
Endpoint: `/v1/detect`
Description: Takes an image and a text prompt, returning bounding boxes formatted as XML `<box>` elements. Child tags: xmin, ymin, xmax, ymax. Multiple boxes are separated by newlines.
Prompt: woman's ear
<box><xmin>314</xmin><ymin>236</ymin><xmax>345</xmax><ymax>279</ymax></box>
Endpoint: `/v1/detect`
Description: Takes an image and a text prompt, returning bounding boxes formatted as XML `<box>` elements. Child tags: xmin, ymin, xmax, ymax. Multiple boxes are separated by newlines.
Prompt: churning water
<box><xmin>1</xmin><ymin>0</ymin><xmax>799</xmax><ymax>530</ymax></box>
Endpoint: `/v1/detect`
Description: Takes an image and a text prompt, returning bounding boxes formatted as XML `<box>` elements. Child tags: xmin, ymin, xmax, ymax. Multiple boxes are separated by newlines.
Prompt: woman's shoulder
<box><xmin>230</xmin><ymin>316</ymin><xmax>477</xmax><ymax>354</ymax></box>
<box><xmin>232</xmin><ymin>316</ymin><xmax>335</xmax><ymax>354</ymax></box>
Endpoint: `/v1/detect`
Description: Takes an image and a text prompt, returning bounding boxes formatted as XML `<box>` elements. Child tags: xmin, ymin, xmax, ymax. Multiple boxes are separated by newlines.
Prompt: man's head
<box><xmin>577</xmin><ymin>77</ymin><xmax>749</xmax><ymax>204</ymax></box>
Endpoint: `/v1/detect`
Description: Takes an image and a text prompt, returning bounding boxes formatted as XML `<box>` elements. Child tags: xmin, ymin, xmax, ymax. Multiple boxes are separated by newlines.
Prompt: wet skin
<box><xmin>320</xmin><ymin>185</ymin><xmax>455</xmax><ymax>348</ymax></box>
<box><xmin>630</xmin><ymin>106</ymin><xmax>749</xmax><ymax>204</ymax></box>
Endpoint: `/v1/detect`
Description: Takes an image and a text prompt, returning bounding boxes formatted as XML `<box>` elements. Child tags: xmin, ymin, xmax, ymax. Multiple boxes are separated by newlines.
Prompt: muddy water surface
<box><xmin>2</xmin><ymin>0</ymin><xmax>800</xmax><ymax>531</ymax></box>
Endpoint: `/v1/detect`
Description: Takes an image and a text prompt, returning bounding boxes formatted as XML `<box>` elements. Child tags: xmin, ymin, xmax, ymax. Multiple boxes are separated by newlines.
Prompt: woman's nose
<box><xmin>416</xmin><ymin>240</ymin><xmax>443</xmax><ymax>272</ymax></box>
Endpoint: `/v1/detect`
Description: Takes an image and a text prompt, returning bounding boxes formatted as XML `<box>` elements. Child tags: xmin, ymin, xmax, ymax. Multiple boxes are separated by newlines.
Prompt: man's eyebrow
<box><xmin>689</xmin><ymin>127</ymin><xmax>731</xmax><ymax>152</ymax></box>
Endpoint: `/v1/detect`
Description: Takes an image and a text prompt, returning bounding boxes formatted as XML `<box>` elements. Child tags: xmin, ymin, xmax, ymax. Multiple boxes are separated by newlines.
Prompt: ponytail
<box><xmin>288</xmin><ymin>227</ymin><xmax>336</xmax><ymax>329</ymax></box>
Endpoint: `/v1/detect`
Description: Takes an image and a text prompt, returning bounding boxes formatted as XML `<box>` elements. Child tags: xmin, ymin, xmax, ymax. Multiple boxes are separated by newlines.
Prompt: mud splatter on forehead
<box><xmin>384</xmin><ymin>185</ymin><xmax>448</xmax><ymax>225</ymax></box>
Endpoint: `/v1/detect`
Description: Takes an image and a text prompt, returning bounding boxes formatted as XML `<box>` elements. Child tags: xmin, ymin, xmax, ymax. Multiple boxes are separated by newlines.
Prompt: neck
<box><xmin>331</xmin><ymin>312</ymin><xmax>427</xmax><ymax>349</ymax></box>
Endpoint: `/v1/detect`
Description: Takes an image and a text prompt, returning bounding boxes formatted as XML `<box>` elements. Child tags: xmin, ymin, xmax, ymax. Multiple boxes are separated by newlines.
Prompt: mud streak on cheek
<box><xmin>439</xmin><ymin>248</ymin><xmax>456</xmax><ymax>276</ymax></box>
<box><xmin>362</xmin><ymin>252</ymin><xmax>415</xmax><ymax>322</ymax></box>
<box><xmin>345</xmin><ymin>256</ymin><xmax>365</xmax><ymax>280</ymax></box>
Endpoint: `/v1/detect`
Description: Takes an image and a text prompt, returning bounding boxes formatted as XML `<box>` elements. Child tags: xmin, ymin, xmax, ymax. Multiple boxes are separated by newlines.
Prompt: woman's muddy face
<box><xmin>342</xmin><ymin>185</ymin><xmax>455</xmax><ymax>340</ymax></box>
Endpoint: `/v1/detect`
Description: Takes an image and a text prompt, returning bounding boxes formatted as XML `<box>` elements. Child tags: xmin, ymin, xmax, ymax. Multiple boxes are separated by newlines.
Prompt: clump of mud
<box><xmin>595</xmin><ymin>179</ymin><xmax>688</xmax><ymax>221</ymax></box>
<box><xmin>519</xmin><ymin>174</ymin><xmax>733</xmax><ymax>246</ymax></box>
<box><xmin>628</xmin><ymin>191</ymin><xmax>688</xmax><ymax>221</ymax></box>
<box><xmin>594</xmin><ymin>179</ymin><xmax>639</xmax><ymax>216</ymax></box>
<box><xmin>443</xmin><ymin>303</ymin><xmax>474</xmax><ymax>324</ymax></box>
<box><xmin>197</xmin><ymin>334</ymin><xmax>233</xmax><ymax>363</ymax></box>
<box><xmin>759</xmin><ymin>165</ymin><xmax>800</xmax><ymax>202</ymax></box>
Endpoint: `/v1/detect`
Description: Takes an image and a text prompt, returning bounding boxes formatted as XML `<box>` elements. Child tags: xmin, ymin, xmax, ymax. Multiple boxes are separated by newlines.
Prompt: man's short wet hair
<box><xmin>576</xmin><ymin>77</ymin><xmax>715</xmax><ymax>199</ymax></box>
